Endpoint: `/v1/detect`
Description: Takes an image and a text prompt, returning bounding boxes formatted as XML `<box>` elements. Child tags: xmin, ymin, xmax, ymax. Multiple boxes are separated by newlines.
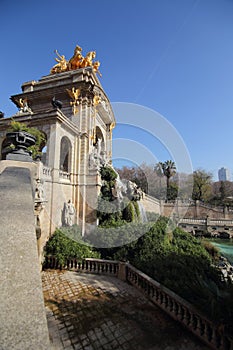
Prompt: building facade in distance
<box><xmin>218</xmin><ymin>167</ymin><xmax>231</xmax><ymax>181</ymax></box>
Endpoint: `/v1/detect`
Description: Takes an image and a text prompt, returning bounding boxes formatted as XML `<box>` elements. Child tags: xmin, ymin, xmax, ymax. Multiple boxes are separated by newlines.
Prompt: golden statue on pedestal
<box><xmin>50</xmin><ymin>45</ymin><xmax>102</xmax><ymax>77</ymax></box>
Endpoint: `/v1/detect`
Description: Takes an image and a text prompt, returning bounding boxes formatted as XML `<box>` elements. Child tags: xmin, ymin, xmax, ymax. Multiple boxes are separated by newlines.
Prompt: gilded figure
<box><xmin>92</xmin><ymin>61</ymin><xmax>102</xmax><ymax>77</ymax></box>
<box><xmin>50</xmin><ymin>45</ymin><xmax>102</xmax><ymax>77</ymax></box>
<box><xmin>93</xmin><ymin>95</ymin><xmax>101</xmax><ymax>106</ymax></box>
<box><xmin>50</xmin><ymin>50</ymin><xmax>68</xmax><ymax>74</ymax></box>
<box><xmin>68</xmin><ymin>45</ymin><xmax>83</xmax><ymax>70</ymax></box>
<box><xmin>80</xmin><ymin>51</ymin><xmax>96</xmax><ymax>68</ymax></box>
<box><xmin>66</xmin><ymin>87</ymin><xmax>80</xmax><ymax>114</ymax></box>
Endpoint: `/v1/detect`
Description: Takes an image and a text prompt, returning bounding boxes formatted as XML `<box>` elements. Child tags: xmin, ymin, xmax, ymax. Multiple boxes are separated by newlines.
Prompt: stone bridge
<box><xmin>178</xmin><ymin>217</ymin><xmax>233</xmax><ymax>238</ymax></box>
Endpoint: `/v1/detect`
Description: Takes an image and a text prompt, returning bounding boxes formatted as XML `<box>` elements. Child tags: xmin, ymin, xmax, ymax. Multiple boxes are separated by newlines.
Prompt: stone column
<box><xmin>118</xmin><ymin>261</ymin><xmax>128</xmax><ymax>281</ymax></box>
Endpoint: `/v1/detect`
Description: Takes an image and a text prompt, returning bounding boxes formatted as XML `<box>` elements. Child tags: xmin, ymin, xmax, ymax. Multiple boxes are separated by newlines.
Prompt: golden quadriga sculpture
<box><xmin>50</xmin><ymin>45</ymin><xmax>102</xmax><ymax>77</ymax></box>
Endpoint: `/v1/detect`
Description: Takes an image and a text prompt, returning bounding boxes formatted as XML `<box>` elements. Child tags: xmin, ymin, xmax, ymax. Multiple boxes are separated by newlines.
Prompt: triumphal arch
<box><xmin>0</xmin><ymin>44</ymin><xmax>115</xmax><ymax>252</ymax></box>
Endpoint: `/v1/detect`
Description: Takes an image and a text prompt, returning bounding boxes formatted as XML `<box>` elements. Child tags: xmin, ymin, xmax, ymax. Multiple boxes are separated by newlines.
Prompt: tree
<box><xmin>192</xmin><ymin>169</ymin><xmax>212</xmax><ymax>201</ymax></box>
<box><xmin>160</xmin><ymin>160</ymin><xmax>176</xmax><ymax>200</ymax></box>
<box><xmin>116</xmin><ymin>165</ymin><xmax>148</xmax><ymax>193</ymax></box>
<box><xmin>166</xmin><ymin>182</ymin><xmax>178</xmax><ymax>200</ymax></box>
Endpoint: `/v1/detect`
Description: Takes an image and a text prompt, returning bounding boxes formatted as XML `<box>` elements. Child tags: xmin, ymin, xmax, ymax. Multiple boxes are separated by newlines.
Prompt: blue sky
<box><xmin>1</xmin><ymin>0</ymin><xmax>233</xmax><ymax>179</ymax></box>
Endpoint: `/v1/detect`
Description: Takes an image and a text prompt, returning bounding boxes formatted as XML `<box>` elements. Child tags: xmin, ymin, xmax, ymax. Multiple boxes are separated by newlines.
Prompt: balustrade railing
<box><xmin>44</xmin><ymin>256</ymin><xmax>119</xmax><ymax>276</ymax></box>
<box><xmin>179</xmin><ymin>218</ymin><xmax>233</xmax><ymax>227</ymax></box>
<box><xmin>42</xmin><ymin>166</ymin><xmax>52</xmax><ymax>178</ymax></box>
<box><xmin>59</xmin><ymin>170</ymin><xmax>71</xmax><ymax>181</ymax></box>
<box><xmin>179</xmin><ymin>218</ymin><xmax>206</xmax><ymax>224</ymax></box>
<box><xmin>126</xmin><ymin>264</ymin><xmax>232</xmax><ymax>350</ymax></box>
<box><xmin>44</xmin><ymin>257</ymin><xmax>233</xmax><ymax>350</ymax></box>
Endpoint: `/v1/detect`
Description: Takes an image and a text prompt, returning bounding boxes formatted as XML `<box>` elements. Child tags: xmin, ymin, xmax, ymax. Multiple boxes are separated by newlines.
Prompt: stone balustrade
<box><xmin>126</xmin><ymin>264</ymin><xmax>232</xmax><ymax>350</ymax></box>
<box><xmin>179</xmin><ymin>218</ymin><xmax>233</xmax><ymax>227</ymax></box>
<box><xmin>180</xmin><ymin>218</ymin><xmax>207</xmax><ymax>224</ymax></box>
<box><xmin>42</xmin><ymin>165</ymin><xmax>52</xmax><ymax>178</ymax></box>
<box><xmin>44</xmin><ymin>256</ymin><xmax>119</xmax><ymax>276</ymax></box>
<box><xmin>59</xmin><ymin>170</ymin><xmax>71</xmax><ymax>181</ymax></box>
<box><xmin>44</xmin><ymin>257</ymin><xmax>233</xmax><ymax>350</ymax></box>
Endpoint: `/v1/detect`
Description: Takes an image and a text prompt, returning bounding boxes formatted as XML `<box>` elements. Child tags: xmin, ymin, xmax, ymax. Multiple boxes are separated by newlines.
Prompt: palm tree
<box><xmin>160</xmin><ymin>160</ymin><xmax>176</xmax><ymax>200</ymax></box>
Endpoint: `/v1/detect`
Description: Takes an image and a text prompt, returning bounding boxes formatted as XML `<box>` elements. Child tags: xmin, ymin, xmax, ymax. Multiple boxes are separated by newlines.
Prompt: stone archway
<box><xmin>60</xmin><ymin>136</ymin><xmax>72</xmax><ymax>172</ymax></box>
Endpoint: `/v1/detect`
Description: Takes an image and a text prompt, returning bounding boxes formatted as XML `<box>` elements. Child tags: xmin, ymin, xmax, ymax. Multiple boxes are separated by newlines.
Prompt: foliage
<box><xmin>100</xmin><ymin>165</ymin><xmax>117</xmax><ymax>185</ymax></box>
<box><xmin>166</xmin><ymin>183</ymin><xmax>178</xmax><ymax>200</ymax></box>
<box><xmin>201</xmin><ymin>239</ymin><xmax>220</xmax><ymax>260</ymax></box>
<box><xmin>44</xmin><ymin>227</ymin><xmax>100</xmax><ymax>266</ymax></box>
<box><xmin>116</xmin><ymin>164</ymin><xmax>148</xmax><ymax>193</ymax></box>
<box><xmin>192</xmin><ymin>169</ymin><xmax>212</xmax><ymax>201</ymax></box>
<box><xmin>159</xmin><ymin>161</ymin><xmax>176</xmax><ymax>182</ymax></box>
<box><xmin>208</xmin><ymin>180</ymin><xmax>233</xmax><ymax>207</ymax></box>
<box><xmin>8</xmin><ymin>120</ymin><xmax>46</xmax><ymax>159</ymax></box>
<box><xmin>132</xmin><ymin>200</ymin><xmax>140</xmax><ymax>219</ymax></box>
<box><xmin>122</xmin><ymin>202</ymin><xmax>136</xmax><ymax>222</ymax></box>
<box><xmin>146</xmin><ymin>212</ymin><xmax>160</xmax><ymax>222</ymax></box>
<box><xmin>97</xmin><ymin>165</ymin><xmax>142</xmax><ymax>226</ymax></box>
<box><xmin>85</xmin><ymin>221</ymin><xmax>152</xmax><ymax>259</ymax></box>
<box><xmin>94</xmin><ymin>216</ymin><xmax>233</xmax><ymax>325</ymax></box>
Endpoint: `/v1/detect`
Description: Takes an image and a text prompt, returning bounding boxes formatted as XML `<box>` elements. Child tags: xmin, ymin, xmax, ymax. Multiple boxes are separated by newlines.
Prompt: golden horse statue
<box><xmin>79</xmin><ymin>51</ymin><xmax>96</xmax><ymax>68</ymax></box>
<box><xmin>68</xmin><ymin>45</ymin><xmax>83</xmax><ymax>70</ymax></box>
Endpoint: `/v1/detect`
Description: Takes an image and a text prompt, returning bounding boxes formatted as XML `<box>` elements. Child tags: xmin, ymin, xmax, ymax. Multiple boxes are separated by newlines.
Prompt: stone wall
<box><xmin>0</xmin><ymin>164</ymin><xmax>50</xmax><ymax>349</ymax></box>
<box><xmin>141</xmin><ymin>194</ymin><xmax>161</xmax><ymax>215</ymax></box>
<box><xmin>161</xmin><ymin>200</ymin><xmax>233</xmax><ymax>219</ymax></box>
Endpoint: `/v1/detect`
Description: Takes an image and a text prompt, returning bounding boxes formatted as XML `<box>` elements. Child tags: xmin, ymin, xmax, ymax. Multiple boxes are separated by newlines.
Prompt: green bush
<box><xmin>100</xmin><ymin>165</ymin><xmax>117</xmax><ymax>184</ymax></box>
<box><xmin>94</xmin><ymin>216</ymin><xmax>232</xmax><ymax>325</ymax></box>
<box><xmin>122</xmin><ymin>202</ymin><xmax>135</xmax><ymax>222</ymax></box>
<box><xmin>44</xmin><ymin>228</ymin><xmax>100</xmax><ymax>266</ymax></box>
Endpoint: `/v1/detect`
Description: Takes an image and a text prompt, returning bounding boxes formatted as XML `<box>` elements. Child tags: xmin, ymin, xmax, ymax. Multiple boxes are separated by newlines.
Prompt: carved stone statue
<box><xmin>64</xmin><ymin>200</ymin><xmax>75</xmax><ymax>226</ymax></box>
<box><xmin>88</xmin><ymin>139</ymin><xmax>108</xmax><ymax>170</ymax></box>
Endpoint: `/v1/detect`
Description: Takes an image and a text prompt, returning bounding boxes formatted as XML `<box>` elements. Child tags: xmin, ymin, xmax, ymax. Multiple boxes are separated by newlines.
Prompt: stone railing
<box><xmin>126</xmin><ymin>264</ymin><xmax>232</xmax><ymax>350</ymax></box>
<box><xmin>179</xmin><ymin>218</ymin><xmax>207</xmax><ymax>225</ymax></box>
<box><xmin>59</xmin><ymin>170</ymin><xmax>71</xmax><ymax>181</ymax></box>
<box><xmin>179</xmin><ymin>218</ymin><xmax>233</xmax><ymax>227</ymax></box>
<box><xmin>44</xmin><ymin>256</ymin><xmax>119</xmax><ymax>276</ymax></box>
<box><xmin>42</xmin><ymin>165</ymin><xmax>52</xmax><ymax>178</ymax></box>
<box><xmin>44</xmin><ymin>257</ymin><xmax>233</xmax><ymax>350</ymax></box>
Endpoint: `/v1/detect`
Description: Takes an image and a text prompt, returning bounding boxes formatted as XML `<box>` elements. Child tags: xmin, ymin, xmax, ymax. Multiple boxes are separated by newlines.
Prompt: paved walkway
<box><xmin>42</xmin><ymin>270</ymin><xmax>209</xmax><ymax>350</ymax></box>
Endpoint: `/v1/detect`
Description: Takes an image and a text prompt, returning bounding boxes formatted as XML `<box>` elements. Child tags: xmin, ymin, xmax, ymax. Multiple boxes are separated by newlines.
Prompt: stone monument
<box><xmin>0</xmin><ymin>44</ymin><xmax>116</xmax><ymax>256</ymax></box>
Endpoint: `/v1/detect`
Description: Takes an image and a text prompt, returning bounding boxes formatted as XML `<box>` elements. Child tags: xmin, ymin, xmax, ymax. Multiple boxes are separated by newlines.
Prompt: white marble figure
<box><xmin>96</xmin><ymin>138</ymin><xmax>102</xmax><ymax>156</ymax></box>
<box><xmin>35</xmin><ymin>179</ymin><xmax>45</xmax><ymax>201</ymax></box>
<box><xmin>112</xmin><ymin>174</ymin><xmax>127</xmax><ymax>202</ymax></box>
<box><xmin>89</xmin><ymin>138</ymin><xmax>108</xmax><ymax>170</ymax></box>
<box><xmin>64</xmin><ymin>200</ymin><xmax>75</xmax><ymax>226</ymax></box>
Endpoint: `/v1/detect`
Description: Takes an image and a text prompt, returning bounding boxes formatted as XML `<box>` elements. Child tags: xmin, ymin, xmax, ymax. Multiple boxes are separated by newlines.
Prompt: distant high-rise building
<box><xmin>218</xmin><ymin>167</ymin><xmax>231</xmax><ymax>181</ymax></box>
